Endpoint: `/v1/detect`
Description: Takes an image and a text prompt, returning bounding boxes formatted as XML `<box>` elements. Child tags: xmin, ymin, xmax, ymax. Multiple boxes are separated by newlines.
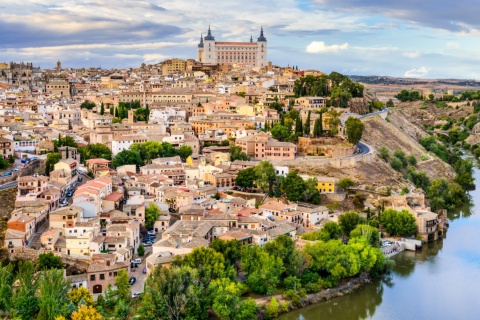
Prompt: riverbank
<box><xmin>256</xmin><ymin>273</ymin><xmax>372</xmax><ymax>319</ymax></box>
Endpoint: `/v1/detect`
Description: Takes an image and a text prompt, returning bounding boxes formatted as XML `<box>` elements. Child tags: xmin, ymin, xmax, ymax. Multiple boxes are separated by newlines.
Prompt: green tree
<box><xmin>393</xmin><ymin>149</ymin><xmax>408</xmax><ymax>168</ymax></box>
<box><xmin>386</xmin><ymin>99</ymin><xmax>394</xmax><ymax>108</ymax></box>
<box><xmin>350</xmin><ymin>224</ymin><xmax>380</xmax><ymax>247</ymax></box>
<box><xmin>242</xmin><ymin>246</ymin><xmax>284</xmax><ymax>295</ymax></box>
<box><xmin>88</xmin><ymin>143</ymin><xmax>112</xmax><ymax>160</ymax></box>
<box><xmin>210</xmin><ymin>239</ymin><xmax>242</xmax><ymax>268</ymax></box>
<box><xmin>427</xmin><ymin>178</ymin><xmax>467</xmax><ymax>211</ymax></box>
<box><xmin>0</xmin><ymin>265</ymin><xmax>14</xmax><ymax>314</ymax></box>
<box><xmin>99</xmin><ymin>102</ymin><xmax>105</xmax><ymax>115</ymax></box>
<box><xmin>115</xmin><ymin>269</ymin><xmax>131</xmax><ymax>303</ymax></box>
<box><xmin>13</xmin><ymin>261</ymin><xmax>39</xmax><ymax>320</ymax></box>
<box><xmin>283</xmin><ymin>171</ymin><xmax>306</xmax><ymax>201</ymax></box>
<box><xmin>145</xmin><ymin>203</ymin><xmax>160</xmax><ymax>230</ymax></box>
<box><xmin>304</xmin><ymin>111</ymin><xmax>311</xmax><ymax>136</ymax></box>
<box><xmin>303</xmin><ymin>177</ymin><xmax>321</xmax><ymax>204</ymax></box>
<box><xmin>380</xmin><ymin>209</ymin><xmax>417</xmax><ymax>237</ymax></box>
<box><xmin>235</xmin><ymin>167</ymin><xmax>257</xmax><ymax>188</ymax></box>
<box><xmin>37</xmin><ymin>269</ymin><xmax>71</xmax><ymax>320</ymax></box>
<box><xmin>176</xmin><ymin>145</ymin><xmax>193</xmax><ymax>161</ymax></box>
<box><xmin>254</xmin><ymin>161</ymin><xmax>276</xmax><ymax>193</ymax></box>
<box><xmin>112</xmin><ymin>149</ymin><xmax>143</xmax><ymax>168</ymax></box>
<box><xmin>345</xmin><ymin>117</ymin><xmax>365</xmax><ymax>144</ymax></box>
<box><xmin>271</xmin><ymin>125</ymin><xmax>289</xmax><ymax>141</ymax></box>
<box><xmin>45</xmin><ymin>153</ymin><xmax>62</xmax><ymax>175</ymax></box>
<box><xmin>80</xmin><ymin>100</ymin><xmax>96</xmax><ymax>110</ymax></box>
<box><xmin>114</xmin><ymin>299</ymin><xmax>130</xmax><ymax>319</ymax></box>
<box><xmin>390</xmin><ymin>157</ymin><xmax>403</xmax><ymax>171</ymax></box>
<box><xmin>338</xmin><ymin>211</ymin><xmax>362</xmax><ymax>235</ymax></box>
<box><xmin>229</xmin><ymin>145</ymin><xmax>250</xmax><ymax>161</ymax></box>
<box><xmin>313</xmin><ymin>117</ymin><xmax>323</xmax><ymax>137</ymax></box>
<box><xmin>38</xmin><ymin>252</ymin><xmax>63</xmax><ymax>270</ymax></box>
<box><xmin>137</xmin><ymin>244</ymin><xmax>145</xmax><ymax>257</ymax></box>
<box><xmin>295</xmin><ymin>116</ymin><xmax>303</xmax><ymax>134</ymax></box>
<box><xmin>407</xmin><ymin>154</ymin><xmax>417</xmax><ymax>166</ymax></box>
<box><xmin>209</xmin><ymin>278</ymin><xmax>256</xmax><ymax>320</ymax></box>
<box><xmin>109</xmin><ymin>106</ymin><xmax>114</xmax><ymax>115</ymax></box>
<box><xmin>337</xmin><ymin>177</ymin><xmax>354</xmax><ymax>191</ymax></box>
<box><xmin>172</xmin><ymin>247</ymin><xmax>226</xmax><ymax>282</ymax></box>
<box><xmin>325</xmin><ymin>109</ymin><xmax>342</xmax><ymax>136</ymax></box>
<box><xmin>379</xmin><ymin>146</ymin><xmax>390</xmax><ymax>162</ymax></box>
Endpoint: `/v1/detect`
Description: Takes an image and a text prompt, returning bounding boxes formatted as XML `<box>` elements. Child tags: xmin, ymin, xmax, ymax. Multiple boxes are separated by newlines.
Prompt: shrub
<box><xmin>265</xmin><ymin>297</ymin><xmax>280</xmax><ymax>320</ymax></box>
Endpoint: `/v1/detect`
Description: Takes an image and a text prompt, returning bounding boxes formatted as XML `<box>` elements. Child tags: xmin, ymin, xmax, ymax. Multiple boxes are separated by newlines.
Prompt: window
<box><xmin>90</xmin><ymin>275</ymin><xmax>96</xmax><ymax>281</ymax></box>
<box><xmin>100</xmin><ymin>274</ymin><xmax>105</xmax><ymax>280</ymax></box>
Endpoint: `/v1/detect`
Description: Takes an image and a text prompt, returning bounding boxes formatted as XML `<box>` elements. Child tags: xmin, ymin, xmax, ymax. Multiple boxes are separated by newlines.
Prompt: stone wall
<box><xmin>9</xmin><ymin>247</ymin><xmax>90</xmax><ymax>271</ymax></box>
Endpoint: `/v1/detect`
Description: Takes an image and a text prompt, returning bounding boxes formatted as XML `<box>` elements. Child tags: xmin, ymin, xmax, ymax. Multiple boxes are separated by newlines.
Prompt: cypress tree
<box><xmin>280</xmin><ymin>114</ymin><xmax>285</xmax><ymax>126</ymax></box>
<box><xmin>114</xmin><ymin>106</ymin><xmax>119</xmax><ymax>118</ymax></box>
<box><xmin>145</xmin><ymin>104</ymin><xmax>150</xmax><ymax>122</ymax></box>
<box><xmin>313</xmin><ymin>119</ymin><xmax>321</xmax><ymax>137</ymax></box>
<box><xmin>109</xmin><ymin>106</ymin><xmax>114</xmax><ymax>115</ymax></box>
<box><xmin>100</xmin><ymin>102</ymin><xmax>105</xmax><ymax>115</ymax></box>
<box><xmin>304</xmin><ymin>111</ymin><xmax>311</xmax><ymax>136</ymax></box>
<box><xmin>295</xmin><ymin>116</ymin><xmax>303</xmax><ymax>134</ymax></box>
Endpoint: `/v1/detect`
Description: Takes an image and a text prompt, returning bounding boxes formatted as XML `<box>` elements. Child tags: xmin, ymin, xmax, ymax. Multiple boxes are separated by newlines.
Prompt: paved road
<box><xmin>130</xmin><ymin>246</ymin><xmax>152</xmax><ymax>297</ymax></box>
<box><xmin>0</xmin><ymin>180</ymin><xmax>18</xmax><ymax>191</ymax></box>
<box><xmin>358</xmin><ymin>108</ymin><xmax>389</xmax><ymax>120</ymax></box>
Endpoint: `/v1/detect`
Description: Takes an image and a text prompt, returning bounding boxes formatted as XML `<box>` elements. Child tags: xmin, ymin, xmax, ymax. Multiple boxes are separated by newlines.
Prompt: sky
<box><xmin>1</xmin><ymin>0</ymin><xmax>480</xmax><ymax>79</ymax></box>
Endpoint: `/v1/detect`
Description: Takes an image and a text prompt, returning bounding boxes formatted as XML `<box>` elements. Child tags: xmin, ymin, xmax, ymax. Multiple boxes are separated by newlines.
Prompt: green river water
<box><xmin>279</xmin><ymin>167</ymin><xmax>480</xmax><ymax>320</ymax></box>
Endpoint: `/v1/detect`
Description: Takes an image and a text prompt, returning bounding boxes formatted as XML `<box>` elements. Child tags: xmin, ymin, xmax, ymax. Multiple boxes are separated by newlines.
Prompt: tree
<box><xmin>345</xmin><ymin>117</ymin><xmax>365</xmax><ymax>144</ymax></box>
<box><xmin>109</xmin><ymin>106</ymin><xmax>114</xmax><ymax>115</ymax></box>
<box><xmin>302</xmin><ymin>221</ymin><xmax>342</xmax><ymax>241</ymax></box>
<box><xmin>283</xmin><ymin>171</ymin><xmax>306</xmax><ymax>201</ymax></box>
<box><xmin>88</xmin><ymin>143</ymin><xmax>112</xmax><ymax>160</ymax></box>
<box><xmin>337</xmin><ymin>177</ymin><xmax>354</xmax><ymax>191</ymax></box>
<box><xmin>145</xmin><ymin>203</ymin><xmax>160</xmax><ymax>231</ymax></box>
<box><xmin>115</xmin><ymin>269</ymin><xmax>131</xmax><ymax>303</ymax></box>
<box><xmin>379</xmin><ymin>146</ymin><xmax>390</xmax><ymax>162</ymax></box>
<box><xmin>13</xmin><ymin>261</ymin><xmax>39</xmax><ymax>320</ymax></box>
<box><xmin>407</xmin><ymin>155</ymin><xmax>417</xmax><ymax>166</ymax></box>
<box><xmin>99</xmin><ymin>102</ymin><xmax>105</xmax><ymax>115</ymax></box>
<box><xmin>229</xmin><ymin>145</ymin><xmax>250</xmax><ymax>161</ymax></box>
<box><xmin>386</xmin><ymin>99</ymin><xmax>394</xmax><ymax>108</ymax></box>
<box><xmin>352</xmin><ymin>193</ymin><xmax>367</xmax><ymax>209</ymax></box>
<box><xmin>210</xmin><ymin>239</ymin><xmax>242</xmax><ymax>268</ymax></box>
<box><xmin>68</xmin><ymin>287</ymin><xmax>94</xmax><ymax>306</ymax></box>
<box><xmin>325</xmin><ymin>109</ymin><xmax>342</xmax><ymax>136</ymax></box>
<box><xmin>37</xmin><ymin>269</ymin><xmax>71</xmax><ymax>320</ymax></box>
<box><xmin>390</xmin><ymin>157</ymin><xmax>403</xmax><ymax>171</ymax></box>
<box><xmin>71</xmin><ymin>305</ymin><xmax>102</xmax><ymax>320</ymax></box>
<box><xmin>295</xmin><ymin>116</ymin><xmax>303</xmax><ymax>134</ymax></box>
<box><xmin>0</xmin><ymin>265</ymin><xmax>13</xmax><ymax>314</ymax></box>
<box><xmin>254</xmin><ymin>161</ymin><xmax>276</xmax><ymax>193</ymax></box>
<box><xmin>140</xmin><ymin>266</ymin><xmax>201</xmax><ymax>320</ymax></box>
<box><xmin>176</xmin><ymin>145</ymin><xmax>193</xmax><ymax>162</ymax></box>
<box><xmin>393</xmin><ymin>149</ymin><xmax>408</xmax><ymax>168</ymax></box>
<box><xmin>208</xmin><ymin>278</ymin><xmax>256</xmax><ymax>320</ymax></box>
<box><xmin>114</xmin><ymin>299</ymin><xmax>129</xmax><ymax>319</ymax></box>
<box><xmin>242</xmin><ymin>247</ymin><xmax>284</xmax><ymax>295</ymax></box>
<box><xmin>80</xmin><ymin>100</ymin><xmax>96</xmax><ymax>110</ymax></box>
<box><xmin>313</xmin><ymin>117</ymin><xmax>323</xmax><ymax>137</ymax></box>
<box><xmin>380</xmin><ymin>209</ymin><xmax>417</xmax><ymax>237</ymax></box>
<box><xmin>338</xmin><ymin>211</ymin><xmax>362</xmax><ymax>235</ymax></box>
<box><xmin>137</xmin><ymin>244</ymin><xmax>145</xmax><ymax>257</ymax></box>
<box><xmin>303</xmin><ymin>178</ymin><xmax>321</xmax><ymax>204</ymax></box>
<box><xmin>112</xmin><ymin>150</ymin><xmax>143</xmax><ymax>168</ymax></box>
<box><xmin>38</xmin><ymin>252</ymin><xmax>63</xmax><ymax>270</ymax></box>
<box><xmin>235</xmin><ymin>167</ymin><xmax>257</xmax><ymax>188</ymax></box>
<box><xmin>304</xmin><ymin>111</ymin><xmax>311</xmax><ymax>136</ymax></box>
<box><xmin>271</xmin><ymin>125</ymin><xmax>289</xmax><ymax>141</ymax></box>
<box><xmin>45</xmin><ymin>153</ymin><xmax>62</xmax><ymax>175</ymax></box>
<box><xmin>350</xmin><ymin>224</ymin><xmax>380</xmax><ymax>247</ymax></box>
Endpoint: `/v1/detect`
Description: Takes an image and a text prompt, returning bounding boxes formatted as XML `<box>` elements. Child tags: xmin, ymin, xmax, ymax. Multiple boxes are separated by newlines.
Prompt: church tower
<box><xmin>256</xmin><ymin>26</ymin><xmax>267</xmax><ymax>67</ymax></box>
<box><xmin>202</xmin><ymin>26</ymin><xmax>216</xmax><ymax>64</ymax></box>
<box><xmin>197</xmin><ymin>34</ymin><xmax>204</xmax><ymax>63</ymax></box>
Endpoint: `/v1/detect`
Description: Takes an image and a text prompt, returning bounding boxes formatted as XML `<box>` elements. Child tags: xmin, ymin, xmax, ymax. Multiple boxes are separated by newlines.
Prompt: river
<box><xmin>279</xmin><ymin>166</ymin><xmax>480</xmax><ymax>320</ymax></box>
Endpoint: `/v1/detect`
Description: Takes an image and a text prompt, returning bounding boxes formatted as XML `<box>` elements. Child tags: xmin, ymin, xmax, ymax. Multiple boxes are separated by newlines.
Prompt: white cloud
<box><xmin>447</xmin><ymin>42</ymin><xmax>460</xmax><ymax>48</ymax></box>
<box><xmin>404</xmin><ymin>66</ymin><xmax>430</xmax><ymax>78</ymax></box>
<box><xmin>143</xmin><ymin>54</ymin><xmax>170</xmax><ymax>64</ymax></box>
<box><xmin>306</xmin><ymin>41</ymin><xmax>349</xmax><ymax>53</ymax></box>
<box><xmin>403</xmin><ymin>51</ymin><xmax>421</xmax><ymax>58</ymax></box>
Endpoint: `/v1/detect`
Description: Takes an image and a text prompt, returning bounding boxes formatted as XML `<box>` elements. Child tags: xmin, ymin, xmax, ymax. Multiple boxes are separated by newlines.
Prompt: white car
<box><xmin>132</xmin><ymin>258</ymin><xmax>142</xmax><ymax>264</ymax></box>
<box><xmin>132</xmin><ymin>292</ymin><xmax>142</xmax><ymax>299</ymax></box>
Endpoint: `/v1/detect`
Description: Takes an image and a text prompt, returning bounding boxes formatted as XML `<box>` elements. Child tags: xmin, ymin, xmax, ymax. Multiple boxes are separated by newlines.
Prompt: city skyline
<box><xmin>1</xmin><ymin>0</ymin><xmax>479</xmax><ymax>79</ymax></box>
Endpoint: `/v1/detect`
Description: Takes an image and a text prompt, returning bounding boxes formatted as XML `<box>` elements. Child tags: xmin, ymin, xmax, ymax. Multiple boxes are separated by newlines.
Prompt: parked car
<box><xmin>129</xmin><ymin>277</ymin><xmax>136</xmax><ymax>285</ymax></box>
<box><xmin>32</xmin><ymin>156</ymin><xmax>39</xmax><ymax>160</ymax></box>
<box><xmin>147</xmin><ymin>230</ymin><xmax>156</xmax><ymax>236</ymax></box>
<box><xmin>3</xmin><ymin>171</ymin><xmax>11</xmax><ymax>177</ymax></box>
<box><xmin>60</xmin><ymin>198</ymin><xmax>68</xmax><ymax>207</ymax></box>
<box><xmin>130</xmin><ymin>262</ymin><xmax>137</xmax><ymax>269</ymax></box>
<box><xmin>20</xmin><ymin>158</ymin><xmax>28</xmax><ymax>164</ymax></box>
<box><xmin>66</xmin><ymin>190</ymin><xmax>74</xmax><ymax>197</ymax></box>
<box><xmin>141</xmin><ymin>242</ymin><xmax>152</xmax><ymax>247</ymax></box>
<box><xmin>142</xmin><ymin>268</ymin><xmax>147</xmax><ymax>274</ymax></box>
<box><xmin>168</xmin><ymin>208</ymin><xmax>176</xmax><ymax>213</ymax></box>
<box><xmin>132</xmin><ymin>292</ymin><xmax>142</xmax><ymax>299</ymax></box>
<box><xmin>133</xmin><ymin>258</ymin><xmax>142</xmax><ymax>264</ymax></box>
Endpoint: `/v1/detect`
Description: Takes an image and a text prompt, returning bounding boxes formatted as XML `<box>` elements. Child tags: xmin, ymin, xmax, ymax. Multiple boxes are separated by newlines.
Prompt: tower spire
<box><xmin>198</xmin><ymin>33</ymin><xmax>204</xmax><ymax>48</ymax></box>
<box><xmin>257</xmin><ymin>26</ymin><xmax>267</xmax><ymax>42</ymax></box>
<box><xmin>205</xmin><ymin>25</ymin><xmax>215</xmax><ymax>40</ymax></box>
<box><xmin>250</xmin><ymin>34</ymin><xmax>253</xmax><ymax>42</ymax></box>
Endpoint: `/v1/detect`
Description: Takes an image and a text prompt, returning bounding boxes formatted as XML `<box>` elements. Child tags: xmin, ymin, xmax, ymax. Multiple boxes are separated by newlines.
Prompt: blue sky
<box><xmin>1</xmin><ymin>0</ymin><xmax>479</xmax><ymax>79</ymax></box>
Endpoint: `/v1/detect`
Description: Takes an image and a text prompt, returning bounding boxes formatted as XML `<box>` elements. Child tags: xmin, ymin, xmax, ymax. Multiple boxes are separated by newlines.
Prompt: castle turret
<box><xmin>256</xmin><ymin>27</ymin><xmax>267</xmax><ymax>67</ymax></box>
<box><xmin>203</xmin><ymin>26</ymin><xmax>216</xmax><ymax>64</ymax></box>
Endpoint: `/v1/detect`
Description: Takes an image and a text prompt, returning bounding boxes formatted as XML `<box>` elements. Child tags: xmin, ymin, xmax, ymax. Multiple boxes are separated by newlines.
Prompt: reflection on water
<box><xmin>279</xmin><ymin>167</ymin><xmax>480</xmax><ymax>320</ymax></box>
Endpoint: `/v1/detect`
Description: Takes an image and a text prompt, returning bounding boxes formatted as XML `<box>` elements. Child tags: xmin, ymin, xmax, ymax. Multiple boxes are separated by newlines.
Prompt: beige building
<box><xmin>235</xmin><ymin>132</ymin><xmax>296</xmax><ymax>160</ymax></box>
